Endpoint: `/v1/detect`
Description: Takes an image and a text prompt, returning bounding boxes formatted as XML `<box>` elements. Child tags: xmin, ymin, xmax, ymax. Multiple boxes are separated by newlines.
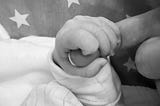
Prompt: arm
<box><xmin>117</xmin><ymin>7</ymin><xmax>160</xmax><ymax>49</ymax></box>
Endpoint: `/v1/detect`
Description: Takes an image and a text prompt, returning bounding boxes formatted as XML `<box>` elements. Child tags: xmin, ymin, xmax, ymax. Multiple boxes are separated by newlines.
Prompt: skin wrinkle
<box><xmin>93</xmin><ymin>27</ymin><xmax>111</xmax><ymax>56</ymax></box>
<box><xmin>100</xmin><ymin>19</ymin><xmax>122</xmax><ymax>53</ymax></box>
<box><xmin>100</xmin><ymin>26</ymin><xmax>115</xmax><ymax>56</ymax></box>
<box><xmin>73</xmin><ymin>16</ymin><xmax>110</xmax><ymax>56</ymax></box>
<box><xmin>80</xmin><ymin>22</ymin><xmax>110</xmax><ymax>56</ymax></box>
<box><xmin>98</xmin><ymin>17</ymin><xmax>120</xmax><ymax>36</ymax></box>
<box><xmin>75</xmin><ymin>16</ymin><xmax>120</xmax><ymax>56</ymax></box>
<box><xmin>102</xmin><ymin>25</ymin><xmax>118</xmax><ymax>52</ymax></box>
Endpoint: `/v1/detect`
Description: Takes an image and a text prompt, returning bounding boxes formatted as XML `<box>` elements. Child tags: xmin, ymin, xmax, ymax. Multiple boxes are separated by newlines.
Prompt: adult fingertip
<box><xmin>135</xmin><ymin>37</ymin><xmax>160</xmax><ymax>79</ymax></box>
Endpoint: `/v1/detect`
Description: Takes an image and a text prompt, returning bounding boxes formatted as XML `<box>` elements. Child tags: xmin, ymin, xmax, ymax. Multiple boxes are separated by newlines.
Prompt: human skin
<box><xmin>112</xmin><ymin>7</ymin><xmax>160</xmax><ymax>79</ymax></box>
<box><xmin>54</xmin><ymin>7</ymin><xmax>160</xmax><ymax>78</ymax></box>
<box><xmin>117</xmin><ymin>7</ymin><xmax>160</xmax><ymax>49</ymax></box>
<box><xmin>117</xmin><ymin>7</ymin><xmax>160</xmax><ymax>79</ymax></box>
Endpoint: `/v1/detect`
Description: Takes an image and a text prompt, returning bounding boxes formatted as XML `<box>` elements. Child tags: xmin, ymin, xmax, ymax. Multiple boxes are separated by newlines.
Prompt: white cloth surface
<box><xmin>22</xmin><ymin>81</ymin><xmax>83</xmax><ymax>106</ymax></box>
<box><xmin>0</xmin><ymin>36</ymin><xmax>55</xmax><ymax>106</ymax></box>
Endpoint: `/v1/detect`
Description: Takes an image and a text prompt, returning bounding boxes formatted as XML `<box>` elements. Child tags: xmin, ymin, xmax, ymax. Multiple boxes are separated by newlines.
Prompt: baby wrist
<box><xmin>111</xmin><ymin>28</ymin><xmax>122</xmax><ymax>56</ymax></box>
<box><xmin>98</xmin><ymin>17</ymin><xmax>122</xmax><ymax>56</ymax></box>
<box><xmin>110</xmin><ymin>22</ymin><xmax>122</xmax><ymax>56</ymax></box>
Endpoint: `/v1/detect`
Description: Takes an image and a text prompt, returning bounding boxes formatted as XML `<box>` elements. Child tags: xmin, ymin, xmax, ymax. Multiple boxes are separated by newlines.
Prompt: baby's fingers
<box><xmin>98</xmin><ymin>17</ymin><xmax>121</xmax><ymax>55</ymax></box>
<box><xmin>73</xmin><ymin>16</ymin><xmax>111</xmax><ymax>56</ymax></box>
<box><xmin>54</xmin><ymin>26</ymin><xmax>101</xmax><ymax>77</ymax></box>
<box><xmin>56</xmin><ymin>27</ymin><xmax>99</xmax><ymax>56</ymax></box>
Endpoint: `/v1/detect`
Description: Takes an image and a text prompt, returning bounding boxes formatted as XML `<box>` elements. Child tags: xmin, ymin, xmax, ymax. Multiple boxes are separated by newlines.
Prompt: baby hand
<box><xmin>53</xmin><ymin>16</ymin><xmax>121</xmax><ymax>77</ymax></box>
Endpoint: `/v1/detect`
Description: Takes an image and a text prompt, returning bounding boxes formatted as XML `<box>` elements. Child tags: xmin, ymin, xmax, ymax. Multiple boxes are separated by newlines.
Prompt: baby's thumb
<box><xmin>69</xmin><ymin>49</ymin><xmax>100</xmax><ymax>67</ymax></box>
<box><xmin>84</xmin><ymin>58</ymin><xmax>108</xmax><ymax>77</ymax></box>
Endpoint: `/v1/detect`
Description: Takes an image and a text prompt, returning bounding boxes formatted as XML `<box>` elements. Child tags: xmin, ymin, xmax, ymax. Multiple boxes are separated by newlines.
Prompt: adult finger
<box><xmin>136</xmin><ymin>37</ymin><xmax>160</xmax><ymax>79</ymax></box>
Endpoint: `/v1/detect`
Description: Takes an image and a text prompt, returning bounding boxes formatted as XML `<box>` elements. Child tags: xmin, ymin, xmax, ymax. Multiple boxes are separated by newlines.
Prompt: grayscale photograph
<box><xmin>0</xmin><ymin>0</ymin><xmax>160</xmax><ymax>106</ymax></box>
